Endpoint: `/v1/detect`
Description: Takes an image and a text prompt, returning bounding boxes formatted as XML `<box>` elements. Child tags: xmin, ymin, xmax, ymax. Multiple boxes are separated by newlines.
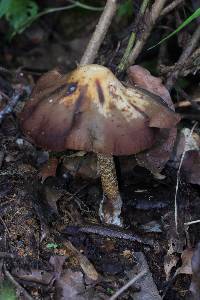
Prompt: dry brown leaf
<box><xmin>182</xmin><ymin>151</ymin><xmax>200</xmax><ymax>185</ymax></box>
<box><xmin>164</xmin><ymin>254</ymin><xmax>179</xmax><ymax>280</ymax></box>
<box><xmin>127</xmin><ymin>65</ymin><xmax>173</xmax><ymax>108</ymax></box>
<box><xmin>175</xmin><ymin>248</ymin><xmax>193</xmax><ymax>276</ymax></box>
<box><xmin>62</xmin><ymin>153</ymin><xmax>98</xmax><ymax>179</ymax></box>
<box><xmin>64</xmin><ymin>241</ymin><xmax>99</xmax><ymax>281</ymax></box>
<box><xmin>12</xmin><ymin>268</ymin><xmax>53</xmax><ymax>285</ymax></box>
<box><xmin>55</xmin><ymin>269</ymin><xmax>85</xmax><ymax>300</ymax></box>
<box><xmin>39</xmin><ymin>157</ymin><xmax>58</xmax><ymax>183</ymax></box>
<box><xmin>127</xmin><ymin>65</ymin><xmax>177</xmax><ymax>174</ymax></box>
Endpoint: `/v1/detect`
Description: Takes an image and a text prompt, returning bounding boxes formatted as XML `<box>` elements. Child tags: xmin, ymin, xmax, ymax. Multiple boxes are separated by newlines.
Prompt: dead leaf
<box><xmin>139</xmin><ymin>220</ymin><xmax>162</xmax><ymax>233</ymax></box>
<box><xmin>63</xmin><ymin>151</ymin><xmax>86</xmax><ymax>158</ymax></box>
<box><xmin>136</xmin><ymin>128</ymin><xmax>177</xmax><ymax>174</ymax></box>
<box><xmin>164</xmin><ymin>254</ymin><xmax>179</xmax><ymax>281</ymax></box>
<box><xmin>42</xmin><ymin>179</ymin><xmax>63</xmax><ymax>216</ymax></box>
<box><xmin>12</xmin><ymin>268</ymin><xmax>53</xmax><ymax>285</ymax></box>
<box><xmin>62</xmin><ymin>153</ymin><xmax>97</xmax><ymax>179</ymax></box>
<box><xmin>175</xmin><ymin>248</ymin><xmax>193</xmax><ymax>276</ymax></box>
<box><xmin>182</xmin><ymin>151</ymin><xmax>200</xmax><ymax>185</ymax></box>
<box><xmin>55</xmin><ymin>269</ymin><xmax>85</xmax><ymax>300</ymax></box>
<box><xmin>172</xmin><ymin>128</ymin><xmax>199</xmax><ymax>165</ymax></box>
<box><xmin>127</xmin><ymin>65</ymin><xmax>173</xmax><ymax>108</ymax></box>
<box><xmin>162</xmin><ymin>212</ymin><xmax>185</xmax><ymax>255</ymax></box>
<box><xmin>50</xmin><ymin>255</ymin><xmax>66</xmax><ymax>279</ymax></box>
<box><xmin>127</xmin><ymin>65</ymin><xmax>177</xmax><ymax>174</ymax></box>
<box><xmin>63</xmin><ymin>241</ymin><xmax>99</xmax><ymax>281</ymax></box>
<box><xmin>126</xmin><ymin>251</ymin><xmax>162</xmax><ymax>300</ymax></box>
<box><xmin>170</xmin><ymin>128</ymin><xmax>200</xmax><ymax>185</ymax></box>
<box><xmin>39</xmin><ymin>157</ymin><xmax>58</xmax><ymax>183</ymax></box>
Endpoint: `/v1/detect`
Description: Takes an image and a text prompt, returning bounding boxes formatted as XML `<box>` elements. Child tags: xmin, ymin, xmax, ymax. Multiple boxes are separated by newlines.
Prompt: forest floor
<box><xmin>0</xmin><ymin>1</ymin><xmax>200</xmax><ymax>299</ymax></box>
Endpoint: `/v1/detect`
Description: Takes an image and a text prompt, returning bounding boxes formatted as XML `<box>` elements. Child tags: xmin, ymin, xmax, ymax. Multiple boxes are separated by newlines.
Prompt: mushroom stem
<box><xmin>79</xmin><ymin>1</ymin><xmax>121</xmax><ymax>225</ymax></box>
<box><xmin>97</xmin><ymin>153</ymin><xmax>123</xmax><ymax>226</ymax></box>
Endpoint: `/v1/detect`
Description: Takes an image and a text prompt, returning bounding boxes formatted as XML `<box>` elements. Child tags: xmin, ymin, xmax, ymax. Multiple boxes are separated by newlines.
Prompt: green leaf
<box><xmin>0</xmin><ymin>0</ymin><xmax>103</xmax><ymax>37</ymax></box>
<box><xmin>117</xmin><ymin>0</ymin><xmax>133</xmax><ymax>18</ymax></box>
<box><xmin>0</xmin><ymin>0</ymin><xmax>12</xmax><ymax>18</ymax></box>
<box><xmin>149</xmin><ymin>7</ymin><xmax>200</xmax><ymax>50</ymax></box>
<box><xmin>46</xmin><ymin>243</ymin><xmax>59</xmax><ymax>249</ymax></box>
<box><xmin>0</xmin><ymin>283</ymin><xmax>16</xmax><ymax>300</ymax></box>
<box><xmin>5</xmin><ymin>0</ymin><xmax>38</xmax><ymax>34</ymax></box>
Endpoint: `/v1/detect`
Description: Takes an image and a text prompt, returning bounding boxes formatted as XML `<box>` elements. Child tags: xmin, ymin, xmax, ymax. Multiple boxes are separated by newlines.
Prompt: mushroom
<box><xmin>20</xmin><ymin>64</ymin><xmax>180</xmax><ymax>226</ymax></box>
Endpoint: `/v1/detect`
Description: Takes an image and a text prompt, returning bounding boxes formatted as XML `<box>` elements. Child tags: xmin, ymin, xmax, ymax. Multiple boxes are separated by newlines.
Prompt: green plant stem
<box><xmin>140</xmin><ymin>0</ymin><xmax>150</xmax><ymax>14</ymax></box>
<box><xmin>117</xmin><ymin>32</ymin><xmax>136</xmax><ymax>73</ymax></box>
<box><xmin>117</xmin><ymin>0</ymin><xmax>150</xmax><ymax>73</ymax></box>
<box><xmin>36</xmin><ymin>1</ymin><xmax>103</xmax><ymax>18</ymax></box>
<box><xmin>14</xmin><ymin>2</ymin><xmax>103</xmax><ymax>35</ymax></box>
<box><xmin>33</xmin><ymin>4</ymin><xmax>77</xmax><ymax>18</ymax></box>
<box><xmin>128</xmin><ymin>0</ymin><xmax>167</xmax><ymax>66</ymax></box>
<box><xmin>68</xmin><ymin>1</ymin><xmax>103</xmax><ymax>11</ymax></box>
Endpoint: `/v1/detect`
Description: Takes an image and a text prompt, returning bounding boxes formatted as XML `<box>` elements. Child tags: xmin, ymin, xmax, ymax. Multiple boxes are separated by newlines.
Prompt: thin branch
<box><xmin>175</xmin><ymin>99</ymin><xmax>200</xmax><ymax>108</ymax></box>
<box><xmin>174</xmin><ymin>122</ymin><xmax>198</xmax><ymax>232</ymax></box>
<box><xmin>117</xmin><ymin>0</ymin><xmax>150</xmax><ymax>74</ymax></box>
<box><xmin>159</xmin><ymin>47</ymin><xmax>200</xmax><ymax>79</ymax></box>
<box><xmin>63</xmin><ymin>241</ymin><xmax>99</xmax><ymax>281</ymax></box>
<box><xmin>37</xmin><ymin>1</ymin><xmax>103</xmax><ymax>17</ymax></box>
<box><xmin>80</xmin><ymin>0</ymin><xmax>117</xmax><ymax>65</ymax></box>
<box><xmin>4</xmin><ymin>268</ymin><xmax>34</xmax><ymax>300</ymax></box>
<box><xmin>0</xmin><ymin>90</ymin><xmax>23</xmax><ymax>123</ymax></box>
<box><xmin>128</xmin><ymin>0</ymin><xmax>168</xmax><ymax>66</ymax></box>
<box><xmin>184</xmin><ymin>220</ymin><xmax>200</xmax><ymax>226</ymax></box>
<box><xmin>161</xmin><ymin>0</ymin><xmax>185</xmax><ymax>17</ymax></box>
<box><xmin>166</xmin><ymin>26</ymin><xmax>200</xmax><ymax>90</ymax></box>
<box><xmin>65</xmin><ymin>1</ymin><xmax>103</xmax><ymax>11</ymax></box>
<box><xmin>109</xmin><ymin>270</ymin><xmax>147</xmax><ymax>300</ymax></box>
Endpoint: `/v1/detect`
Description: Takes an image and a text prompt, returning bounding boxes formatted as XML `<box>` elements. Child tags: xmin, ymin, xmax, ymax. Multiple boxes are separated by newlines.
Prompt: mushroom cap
<box><xmin>20</xmin><ymin>64</ymin><xmax>180</xmax><ymax>155</ymax></box>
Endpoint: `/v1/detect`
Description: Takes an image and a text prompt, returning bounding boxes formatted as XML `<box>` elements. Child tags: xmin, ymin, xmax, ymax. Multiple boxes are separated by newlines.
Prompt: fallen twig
<box><xmin>174</xmin><ymin>122</ymin><xmax>198</xmax><ymax>232</ymax></box>
<box><xmin>0</xmin><ymin>90</ymin><xmax>23</xmax><ymax>123</ymax></box>
<box><xmin>63</xmin><ymin>240</ymin><xmax>99</xmax><ymax>281</ymax></box>
<box><xmin>175</xmin><ymin>99</ymin><xmax>200</xmax><ymax>108</ymax></box>
<box><xmin>184</xmin><ymin>220</ymin><xmax>200</xmax><ymax>226</ymax></box>
<box><xmin>4</xmin><ymin>267</ymin><xmax>34</xmax><ymax>300</ymax></box>
<box><xmin>166</xmin><ymin>26</ymin><xmax>200</xmax><ymax>90</ymax></box>
<box><xmin>175</xmin><ymin>88</ymin><xmax>200</xmax><ymax>111</ymax></box>
<box><xmin>63</xmin><ymin>224</ymin><xmax>153</xmax><ymax>245</ymax></box>
<box><xmin>109</xmin><ymin>269</ymin><xmax>147</xmax><ymax>300</ymax></box>
<box><xmin>160</xmin><ymin>0</ymin><xmax>185</xmax><ymax>17</ymax></box>
<box><xmin>0</xmin><ymin>252</ymin><xmax>15</xmax><ymax>259</ymax></box>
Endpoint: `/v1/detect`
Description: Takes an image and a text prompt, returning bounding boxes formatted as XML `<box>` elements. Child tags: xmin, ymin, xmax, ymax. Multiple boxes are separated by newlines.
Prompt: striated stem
<box><xmin>79</xmin><ymin>0</ymin><xmax>122</xmax><ymax>225</ymax></box>
<box><xmin>97</xmin><ymin>153</ymin><xmax>122</xmax><ymax>226</ymax></box>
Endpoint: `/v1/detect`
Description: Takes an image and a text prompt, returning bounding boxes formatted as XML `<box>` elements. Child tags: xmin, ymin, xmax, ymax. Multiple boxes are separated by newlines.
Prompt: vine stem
<box><xmin>128</xmin><ymin>0</ymin><xmax>168</xmax><ymax>66</ymax></box>
<box><xmin>117</xmin><ymin>0</ymin><xmax>150</xmax><ymax>74</ymax></box>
